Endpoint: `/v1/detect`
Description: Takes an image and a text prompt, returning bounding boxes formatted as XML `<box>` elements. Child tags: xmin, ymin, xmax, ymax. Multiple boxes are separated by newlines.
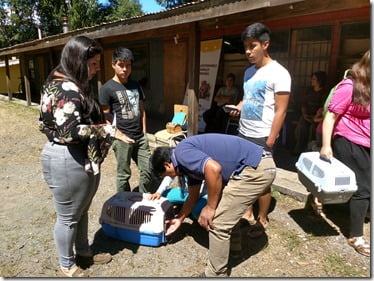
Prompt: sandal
<box><xmin>347</xmin><ymin>237</ymin><xmax>370</xmax><ymax>257</ymax></box>
<box><xmin>60</xmin><ymin>265</ymin><xmax>89</xmax><ymax>277</ymax></box>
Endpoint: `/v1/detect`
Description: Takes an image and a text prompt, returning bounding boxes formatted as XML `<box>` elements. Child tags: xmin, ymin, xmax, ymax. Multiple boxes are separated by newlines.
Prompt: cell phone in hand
<box><xmin>223</xmin><ymin>104</ymin><xmax>239</xmax><ymax>113</ymax></box>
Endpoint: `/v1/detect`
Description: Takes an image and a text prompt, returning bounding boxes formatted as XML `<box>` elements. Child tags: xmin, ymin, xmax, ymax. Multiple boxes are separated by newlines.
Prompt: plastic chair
<box><xmin>154</xmin><ymin>104</ymin><xmax>188</xmax><ymax>147</ymax></box>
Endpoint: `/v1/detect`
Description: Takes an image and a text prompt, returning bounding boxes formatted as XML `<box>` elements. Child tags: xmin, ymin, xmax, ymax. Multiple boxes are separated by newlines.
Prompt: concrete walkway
<box><xmin>271</xmin><ymin>166</ymin><xmax>308</xmax><ymax>202</ymax></box>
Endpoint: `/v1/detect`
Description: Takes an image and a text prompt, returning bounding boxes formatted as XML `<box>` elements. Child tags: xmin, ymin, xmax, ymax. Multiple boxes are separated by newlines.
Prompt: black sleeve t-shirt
<box><xmin>99</xmin><ymin>79</ymin><xmax>145</xmax><ymax>140</ymax></box>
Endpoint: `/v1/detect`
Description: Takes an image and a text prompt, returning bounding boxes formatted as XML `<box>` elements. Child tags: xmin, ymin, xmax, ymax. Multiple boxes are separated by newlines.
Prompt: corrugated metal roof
<box><xmin>0</xmin><ymin>0</ymin><xmax>303</xmax><ymax>56</ymax></box>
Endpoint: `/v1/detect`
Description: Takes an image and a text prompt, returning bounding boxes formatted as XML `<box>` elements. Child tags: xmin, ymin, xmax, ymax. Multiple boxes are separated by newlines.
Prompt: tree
<box><xmin>37</xmin><ymin>0</ymin><xmax>66</xmax><ymax>37</ymax></box>
<box><xmin>0</xmin><ymin>1</ymin><xmax>11</xmax><ymax>48</ymax></box>
<box><xmin>0</xmin><ymin>0</ymin><xmax>145</xmax><ymax>48</ymax></box>
<box><xmin>156</xmin><ymin>0</ymin><xmax>193</xmax><ymax>9</ymax></box>
<box><xmin>0</xmin><ymin>0</ymin><xmax>38</xmax><ymax>46</ymax></box>
<box><xmin>68</xmin><ymin>0</ymin><xmax>102</xmax><ymax>30</ymax></box>
<box><xmin>104</xmin><ymin>0</ymin><xmax>143</xmax><ymax>22</ymax></box>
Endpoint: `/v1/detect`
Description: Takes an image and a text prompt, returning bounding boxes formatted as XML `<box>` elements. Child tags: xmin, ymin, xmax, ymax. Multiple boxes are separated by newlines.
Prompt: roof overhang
<box><xmin>0</xmin><ymin>0</ymin><xmax>303</xmax><ymax>57</ymax></box>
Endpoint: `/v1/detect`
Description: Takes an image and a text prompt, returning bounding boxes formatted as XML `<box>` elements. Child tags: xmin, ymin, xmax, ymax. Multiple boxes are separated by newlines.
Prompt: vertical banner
<box><xmin>198</xmin><ymin>39</ymin><xmax>223</xmax><ymax>132</ymax></box>
<box><xmin>184</xmin><ymin>39</ymin><xmax>222</xmax><ymax>132</ymax></box>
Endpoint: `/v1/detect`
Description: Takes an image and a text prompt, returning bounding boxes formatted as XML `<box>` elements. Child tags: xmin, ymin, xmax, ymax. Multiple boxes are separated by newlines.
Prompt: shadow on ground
<box><xmin>90</xmin><ymin>228</ymin><xmax>142</xmax><ymax>257</ymax></box>
<box><xmin>288</xmin><ymin>197</ymin><xmax>351</xmax><ymax>238</ymax></box>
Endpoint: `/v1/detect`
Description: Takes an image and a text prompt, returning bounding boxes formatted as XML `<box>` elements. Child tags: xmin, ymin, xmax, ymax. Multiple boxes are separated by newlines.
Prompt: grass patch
<box><xmin>279</xmin><ymin>231</ymin><xmax>303</xmax><ymax>251</ymax></box>
<box><xmin>323</xmin><ymin>254</ymin><xmax>366</xmax><ymax>277</ymax></box>
<box><xmin>0</xmin><ymin>99</ymin><xmax>39</xmax><ymax>113</ymax></box>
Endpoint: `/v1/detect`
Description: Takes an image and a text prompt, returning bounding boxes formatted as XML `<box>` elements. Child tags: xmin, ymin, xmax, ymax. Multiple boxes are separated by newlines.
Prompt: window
<box><xmin>269</xmin><ymin>29</ymin><xmax>290</xmax><ymax>69</ymax></box>
<box><xmin>131</xmin><ymin>44</ymin><xmax>149</xmax><ymax>89</ymax></box>
<box><xmin>337</xmin><ymin>21</ymin><xmax>370</xmax><ymax>82</ymax></box>
<box><xmin>293</xmin><ymin>25</ymin><xmax>332</xmax><ymax>91</ymax></box>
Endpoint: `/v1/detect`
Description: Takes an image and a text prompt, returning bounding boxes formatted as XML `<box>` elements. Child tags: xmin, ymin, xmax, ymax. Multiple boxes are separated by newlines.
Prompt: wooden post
<box><xmin>20</xmin><ymin>55</ymin><xmax>32</xmax><ymax>106</ymax></box>
<box><xmin>328</xmin><ymin>24</ymin><xmax>340</xmax><ymax>85</ymax></box>
<box><xmin>187</xmin><ymin>22</ymin><xmax>200</xmax><ymax>136</ymax></box>
<box><xmin>5</xmin><ymin>56</ymin><xmax>12</xmax><ymax>101</ymax></box>
<box><xmin>187</xmin><ymin>88</ymin><xmax>198</xmax><ymax>136</ymax></box>
<box><xmin>97</xmin><ymin>38</ymin><xmax>104</xmax><ymax>92</ymax></box>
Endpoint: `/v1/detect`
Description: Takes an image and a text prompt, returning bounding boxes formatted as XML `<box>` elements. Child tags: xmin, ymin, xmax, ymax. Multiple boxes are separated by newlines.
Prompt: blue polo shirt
<box><xmin>171</xmin><ymin>133</ymin><xmax>263</xmax><ymax>186</ymax></box>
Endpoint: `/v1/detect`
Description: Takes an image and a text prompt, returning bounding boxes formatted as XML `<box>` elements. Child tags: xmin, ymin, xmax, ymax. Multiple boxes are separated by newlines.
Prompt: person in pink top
<box><xmin>320</xmin><ymin>50</ymin><xmax>370</xmax><ymax>257</ymax></box>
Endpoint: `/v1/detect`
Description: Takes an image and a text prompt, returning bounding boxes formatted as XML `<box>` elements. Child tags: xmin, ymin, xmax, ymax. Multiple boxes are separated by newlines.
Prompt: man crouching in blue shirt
<box><xmin>150</xmin><ymin>133</ymin><xmax>276</xmax><ymax>277</ymax></box>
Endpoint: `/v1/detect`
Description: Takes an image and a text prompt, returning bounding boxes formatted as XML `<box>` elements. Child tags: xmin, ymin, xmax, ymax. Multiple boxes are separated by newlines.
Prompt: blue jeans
<box><xmin>41</xmin><ymin>142</ymin><xmax>100</xmax><ymax>269</ymax></box>
<box><xmin>112</xmin><ymin>135</ymin><xmax>152</xmax><ymax>193</ymax></box>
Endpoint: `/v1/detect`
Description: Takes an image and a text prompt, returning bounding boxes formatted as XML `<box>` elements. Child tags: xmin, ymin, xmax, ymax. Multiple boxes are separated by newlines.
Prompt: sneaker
<box><xmin>76</xmin><ymin>252</ymin><xmax>112</xmax><ymax>266</ymax></box>
<box><xmin>59</xmin><ymin>265</ymin><xmax>89</xmax><ymax>277</ymax></box>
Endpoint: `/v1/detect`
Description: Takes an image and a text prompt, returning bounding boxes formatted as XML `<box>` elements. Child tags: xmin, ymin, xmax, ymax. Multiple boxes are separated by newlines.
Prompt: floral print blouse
<box><xmin>39</xmin><ymin>80</ymin><xmax>115</xmax><ymax>175</ymax></box>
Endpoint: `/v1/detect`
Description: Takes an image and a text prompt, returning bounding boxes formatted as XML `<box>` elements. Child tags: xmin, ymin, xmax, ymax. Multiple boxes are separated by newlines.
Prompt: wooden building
<box><xmin>0</xmin><ymin>0</ymin><xmax>370</xmax><ymax>134</ymax></box>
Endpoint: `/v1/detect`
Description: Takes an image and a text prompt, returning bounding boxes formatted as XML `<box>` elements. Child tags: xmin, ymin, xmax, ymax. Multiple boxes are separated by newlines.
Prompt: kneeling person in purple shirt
<box><xmin>150</xmin><ymin>133</ymin><xmax>276</xmax><ymax>277</ymax></box>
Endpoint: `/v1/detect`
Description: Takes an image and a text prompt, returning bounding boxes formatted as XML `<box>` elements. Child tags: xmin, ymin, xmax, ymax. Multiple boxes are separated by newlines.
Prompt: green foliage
<box><xmin>37</xmin><ymin>0</ymin><xmax>65</xmax><ymax>37</ymax></box>
<box><xmin>0</xmin><ymin>0</ymin><xmax>38</xmax><ymax>46</ymax></box>
<box><xmin>68</xmin><ymin>0</ymin><xmax>104</xmax><ymax>30</ymax></box>
<box><xmin>156</xmin><ymin>0</ymin><xmax>193</xmax><ymax>9</ymax></box>
<box><xmin>0</xmin><ymin>0</ymin><xmax>144</xmax><ymax>48</ymax></box>
<box><xmin>104</xmin><ymin>0</ymin><xmax>143</xmax><ymax>22</ymax></box>
<box><xmin>323</xmin><ymin>254</ymin><xmax>365</xmax><ymax>277</ymax></box>
<box><xmin>0</xmin><ymin>2</ymin><xmax>10</xmax><ymax>48</ymax></box>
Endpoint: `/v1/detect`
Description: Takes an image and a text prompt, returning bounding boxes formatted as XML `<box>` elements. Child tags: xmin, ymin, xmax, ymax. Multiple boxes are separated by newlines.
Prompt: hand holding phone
<box><xmin>223</xmin><ymin>104</ymin><xmax>239</xmax><ymax>113</ymax></box>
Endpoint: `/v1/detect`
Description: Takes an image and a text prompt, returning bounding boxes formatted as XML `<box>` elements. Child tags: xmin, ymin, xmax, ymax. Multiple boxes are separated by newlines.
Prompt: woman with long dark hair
<box><xmin>294</xmin><ymin>70</ymin><xmax>328</xmax><ymax>155</ymax></box>
<box><xmin>39</xmin><ymin>36</ymin><xmax>118</xmax><ymax>277</ymax></box>
<box><xmin>320</xmin><ymin>50</ymin><xmax>370</xmax><ymax>257</ymax></box>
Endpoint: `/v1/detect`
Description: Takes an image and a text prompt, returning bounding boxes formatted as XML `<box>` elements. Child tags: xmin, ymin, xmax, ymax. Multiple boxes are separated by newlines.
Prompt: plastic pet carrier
<box><xmin>295</xmin><ymin>152</ymin><xmax>357</xmax><ymax>204</ymax></box>
<box><xmin>99</xmin><ymin>192</ymin><xmax>174</xmax><ymax>246</ymax></box>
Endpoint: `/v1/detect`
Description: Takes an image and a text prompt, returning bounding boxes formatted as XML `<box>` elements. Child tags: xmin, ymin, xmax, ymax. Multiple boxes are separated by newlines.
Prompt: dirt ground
<box><xmin>0</xmin><ymin>99</ymin><xmax>371</xmax><ymax>278</ymax></box>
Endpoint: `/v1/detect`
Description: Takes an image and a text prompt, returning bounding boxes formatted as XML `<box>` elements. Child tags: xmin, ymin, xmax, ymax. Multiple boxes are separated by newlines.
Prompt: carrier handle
<box><xmin>319</xmin><ymin>154</ymin><xmax>332</xmax><ymax>164</ymax></box>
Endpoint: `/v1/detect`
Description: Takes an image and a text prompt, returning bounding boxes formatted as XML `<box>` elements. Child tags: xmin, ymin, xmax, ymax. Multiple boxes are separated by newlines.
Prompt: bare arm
<box><xmin>174</xmin><ymin>158</ymin><xmax>222</xmax><ymax>224</ymax></box>
<box><xmin>101</xmin><ymin>105</ymin><xmax>113</xmax><ymax>124</ymax></box>
<box><xmin>165</xmin><ymin>159</ymin><xmax>223</xmax><ymax>235</ymax></box>
<box><xmin>140</xmin><ymin>100</ymin><xmax>147</xmax><ymax>134</ymax></box>
<box><xmin>177</xmin><ymin>185</ymin><xmax>201</xmax><ymax>221</ymax></box>
<box><xmin>267</xmin><ymin>92</ymin><xmax>289</xmax><ymax>149</ymax></box>
<box><xmin>320</xmin><ymin>111</ymin><xmax>338</xmax><ymax>160</ymax></box>
<box><xmin>149</xmin><ymin>176</ymin><xmax>174</xmax><ymax>200</ymax></box>
<box><xmin>228</xmin><ymin>100</ymin><xmax>243</xmax><ymax>117</ymax></box>
<box><xmin>198</xmin><ymin>159</ymin><xmax>223</xmax><ymax>231</ymax></box>
<box><xmin>165</xmin><ymin>184</ymin><xmax>200</xmax><ymax>236</ymax></box>
<box><xmin>101</xmin><ymin>104</ymin><xmax>135</xmax><ymax>144</ymax></box>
